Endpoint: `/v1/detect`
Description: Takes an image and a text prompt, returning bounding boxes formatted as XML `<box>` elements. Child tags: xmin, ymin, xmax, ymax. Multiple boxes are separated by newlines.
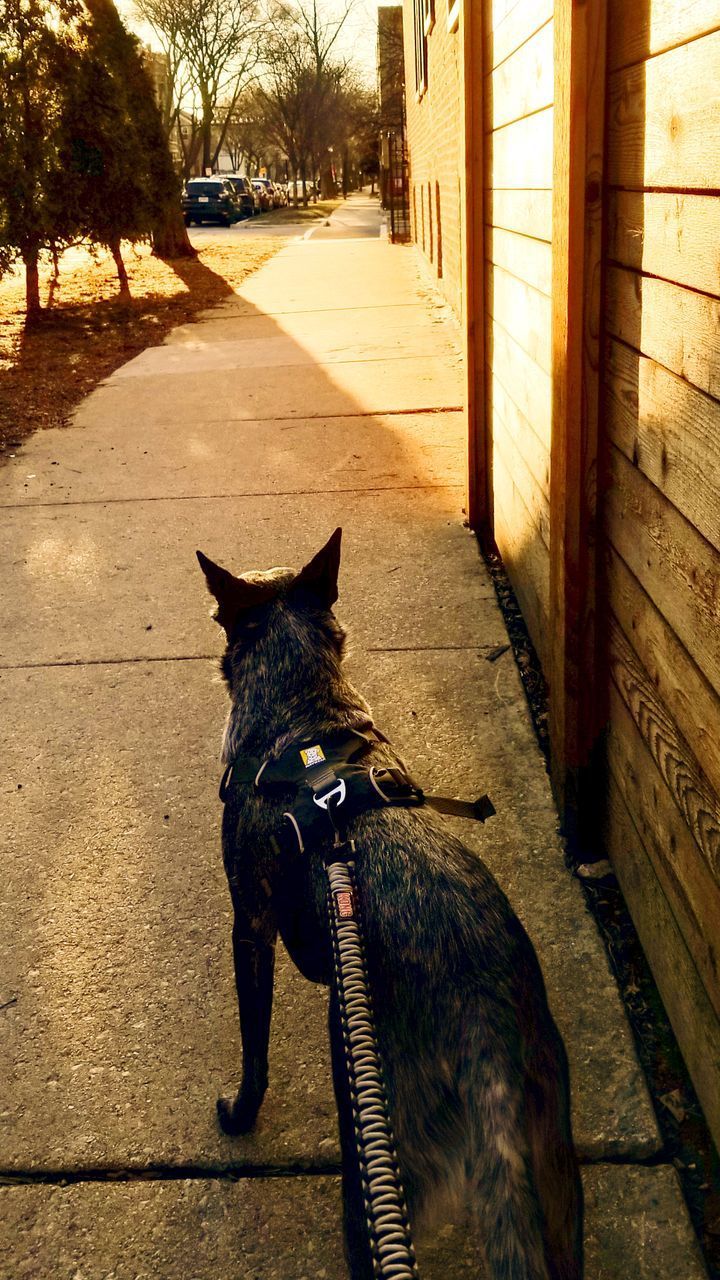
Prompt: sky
<box><xmin>118</xmin><ymin>0</ymin><xmax>384</xmax><ymax>87</ymax></box>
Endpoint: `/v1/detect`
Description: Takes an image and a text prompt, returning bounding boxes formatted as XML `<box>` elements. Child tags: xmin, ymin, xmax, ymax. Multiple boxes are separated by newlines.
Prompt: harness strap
<box><xmin>423</xmin><ymin>793</ymin><xmax>496</xmax><ymax>822</ymax></box>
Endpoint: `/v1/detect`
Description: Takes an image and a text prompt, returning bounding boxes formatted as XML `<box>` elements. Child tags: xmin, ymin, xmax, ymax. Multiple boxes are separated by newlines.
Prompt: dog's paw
<box><xmin>216</xmin><ymin>1093</ymin><xmax>259</xmax><ymax>1136</ymax></box>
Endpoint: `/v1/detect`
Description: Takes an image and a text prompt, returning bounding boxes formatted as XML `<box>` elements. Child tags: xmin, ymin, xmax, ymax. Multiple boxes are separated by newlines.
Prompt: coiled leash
<box><xmin>221</xmin><ymin>728</ymin><xmax>495</xmax><ymax>1279</ymax></box>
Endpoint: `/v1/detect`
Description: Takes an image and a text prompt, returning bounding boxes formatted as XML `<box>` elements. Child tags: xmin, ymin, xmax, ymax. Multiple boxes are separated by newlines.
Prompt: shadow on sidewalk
<box><xmin>0</xmin><ymin>236</ymin><xmax>663</xmax><ymax>1279</ymax></box>
<box><xmin>0</xmin><ymin>244</ymin><xmax>280</xmax><ymax>459</ymax></box>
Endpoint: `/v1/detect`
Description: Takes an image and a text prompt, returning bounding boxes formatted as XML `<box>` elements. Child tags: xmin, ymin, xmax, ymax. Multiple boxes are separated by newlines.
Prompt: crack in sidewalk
<box><xmin>0</xmin><ymin>482</ymin><xmax>462</xmax><ymax>513</ymax></box>
<box><xmin>0</xmin><ymin>645</ymin><xmax>490</xmax><ymax>672</ymax></box>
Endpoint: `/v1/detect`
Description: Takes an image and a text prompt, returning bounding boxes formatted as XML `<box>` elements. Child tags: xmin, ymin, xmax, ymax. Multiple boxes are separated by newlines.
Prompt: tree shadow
<box><xmin>0</xmin><ymin>248</ymin><xmax>257</xmax><ymax>458</ymax></box>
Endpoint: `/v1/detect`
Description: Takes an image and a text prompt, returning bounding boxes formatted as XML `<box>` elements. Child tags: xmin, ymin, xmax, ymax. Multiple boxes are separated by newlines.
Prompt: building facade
<box><xmin>401</xmin><ymin>0</ymin><xmax>464</xmax><ymax>314</ymax></box>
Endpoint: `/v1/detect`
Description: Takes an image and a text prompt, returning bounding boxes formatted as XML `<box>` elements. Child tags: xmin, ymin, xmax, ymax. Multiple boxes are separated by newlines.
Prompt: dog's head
<box><xmin>196</xmin><ymin>528</ymin><xmax>345</xmax><ymax>691</ymax></box>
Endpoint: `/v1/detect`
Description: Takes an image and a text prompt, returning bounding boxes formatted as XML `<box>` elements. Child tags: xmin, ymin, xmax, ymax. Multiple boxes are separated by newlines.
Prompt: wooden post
<box><xmin>462</xmin><ymin>0</ymin><xmax>490</xmax><ymax>541</ymax></box>
<box><xmin>549</xmin><ymin>0</ymin><xmax>607</xmax><ymax>833</ymax></box>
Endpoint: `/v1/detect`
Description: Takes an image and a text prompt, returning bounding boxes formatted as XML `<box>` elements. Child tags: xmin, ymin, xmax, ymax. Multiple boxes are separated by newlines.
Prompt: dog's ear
<box><xmin>293</xmin><ymin>527</ymin><xmax>342</xmax><ymax>608</ymax></box>
<box><xmin>196</xmin><ymin>550</ymin><xmax>277</xmax><ymax>634</ymax></box>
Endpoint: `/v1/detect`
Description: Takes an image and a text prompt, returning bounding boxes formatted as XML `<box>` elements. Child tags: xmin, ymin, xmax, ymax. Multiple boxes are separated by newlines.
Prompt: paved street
<box><xmin>0</xmin><ymin>195</ymin><xmax>707</xmax><ymax>1277</ymax></box>
<box><xmin>187</xmin><ymin>191</ymin><xmax>385</xmax><ymax>248</ymax></box>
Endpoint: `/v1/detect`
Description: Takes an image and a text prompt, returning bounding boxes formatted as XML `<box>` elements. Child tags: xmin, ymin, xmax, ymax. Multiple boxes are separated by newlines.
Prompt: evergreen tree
<box><xmin>53</xmin><ymin>25</ymin><xmax>153</xmax><ymax>293</ymax></box>
<box><xmin>83</xmin><ymin>0</ymin><xmax>195</xmax><ymax>260</ymax></box>
<box><xmin>56</xmin><ymin>0</ymin><xmax>194</xmax><ymax>279</ymax></box>
<box><xmin>0</xmin><ymin>0</ymin><xmax>74</xmax><ymax>318</ymax></box>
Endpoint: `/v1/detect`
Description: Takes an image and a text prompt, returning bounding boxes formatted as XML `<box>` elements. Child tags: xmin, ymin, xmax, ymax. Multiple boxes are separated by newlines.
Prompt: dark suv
<box><xmin>182</xmin><ymin>178</ymin><xmax>241</xmax><ymax>226</ymax></box>
<box><xmin>223</xmin><ymin>174</ymin><xmax>257</xmax><ymax>219</ymax></box>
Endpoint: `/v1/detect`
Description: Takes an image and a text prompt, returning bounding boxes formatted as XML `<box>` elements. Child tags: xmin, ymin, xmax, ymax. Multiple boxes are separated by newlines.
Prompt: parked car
<box><xmin>251</xmin><ymin>178</ymin><xmax>272</xmax><ymax>212</ymax></box>
<box><xmin>287</xmin><ymin>178</ymin><xmax>318</xmax><ymax>204</ymax></box>
<box><xmin>256</xmin><ymin>177</ymin><xmax>287</xmax><ymax>209</ymax></box>
<box><xmin>222</xmin><ymin>174</ymin><xmax>257</xmax><ymax>219</ymax></box>
<box><xmin>259</xmin><ymin>178</ymin><xmax>279</xmax><ymax>208</ymax></box>
<box><xmin>182</xmin><ymin>178</ymin><xmax>242</xmax><ymax>226</ymax></box>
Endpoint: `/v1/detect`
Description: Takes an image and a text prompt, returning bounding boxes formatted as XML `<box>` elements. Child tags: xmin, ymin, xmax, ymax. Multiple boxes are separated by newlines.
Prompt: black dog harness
<box><xmin>220</xmin><ymin>727</ymin><xmax>494</xmax><ymax>1279</ymax></box>
<box><xmin>220</xmin><ymin>726</ymin><xmax>495</xmax><ymax>855</ymax></box>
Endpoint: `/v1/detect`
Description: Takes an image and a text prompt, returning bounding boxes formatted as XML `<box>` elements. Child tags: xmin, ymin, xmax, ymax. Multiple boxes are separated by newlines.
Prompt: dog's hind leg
<box><xmin>328</xmin><ymin>991</ymin><xmax>375</xmax><ymax>1280</ymax></box>
<box><xmin>217</xmin><ymin>888</ymin><xmax>278</xmax><ymax>1136</ymax></box>
<box><xmin>524</xmin><ymin>1041</ymin><xmax>584</xmax><ymax>1280</ymax></box>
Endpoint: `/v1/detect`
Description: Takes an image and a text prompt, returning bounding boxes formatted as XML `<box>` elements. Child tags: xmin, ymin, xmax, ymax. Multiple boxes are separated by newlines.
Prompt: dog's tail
<box><xmin>465</xmin><ymin>1060</ymin><xmax>553</xmax><ymax>1280</ymax></box>
<box><xmin>524</xmin><ymin>1030</ymin><xmax>584</xmax><ymax>1280</ymax></box>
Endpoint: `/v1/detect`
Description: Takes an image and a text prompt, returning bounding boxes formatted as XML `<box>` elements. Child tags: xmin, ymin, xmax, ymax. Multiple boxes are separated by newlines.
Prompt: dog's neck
<box><xmin>221</xmin><ymin>617</ymin><xmax>373</xmax><ymax>764</ymax></box>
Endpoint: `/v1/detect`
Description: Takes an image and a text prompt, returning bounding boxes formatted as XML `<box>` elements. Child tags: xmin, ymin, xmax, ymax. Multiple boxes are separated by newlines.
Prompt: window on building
<box><xmin>422</xmin><ymin>0</ymin><xmax>435</xmax><ymax>37</ymax></box>
<box><xmin>413</xmin><ymin>0</ymin><xmax>428</xmax><ymax>94</ymax></box>
<box><xmin>447</xmin><ymin>0</ymin><xmax>460</xmax><ymax>33</ymax></box>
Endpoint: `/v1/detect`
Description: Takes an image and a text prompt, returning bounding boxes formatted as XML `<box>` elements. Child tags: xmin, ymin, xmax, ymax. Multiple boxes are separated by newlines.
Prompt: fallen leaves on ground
<box><xmin>0</xmin><ymin>237</ymin><xmax>287</xmax><ymax>459</ymax></box>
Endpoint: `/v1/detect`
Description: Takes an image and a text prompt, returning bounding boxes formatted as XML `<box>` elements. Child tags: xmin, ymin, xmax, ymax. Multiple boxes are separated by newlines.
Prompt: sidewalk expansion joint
<box><xmin>1</xmin><ymin>644</ymin><xmax>495</xmax><ymax>672</ymax></box>
<box><xmin>276</xmin><ymin>406</ymin><xmax>464</xmax><ymax>422</ymax></box>
<box><xmin>0</xmin><ymin>1151</ymin><xmax>673</xmax><ymax>1191</ymax></box>
<box><xmin>112</xmin><ymin>352</ymin><xmax>461</xmax><ymax>381</ymax></box>
<box><xmin>366</xmin><ymin>645</ymin><xmax>493</xmax><ymax>654</ymax></box>
<box><xmin>78</xmin><ymin>406</ymin><xmax>463</xmax><ymax>427</ymax></box>
<box><xmin>0</xmin><ymin>655</ymin><xmax>219</xmax><ymax>671</ymax></box>
<box><xmin>202</xmin><ymin>302</ymin><xmax>427</xmax><ymax>319</ymax></box>
<box><xmin>577</xmin><ymin>1150</ymin><xmax>670</xmax><ymax>1169</ymax></box>
<box><xmin>0</xmin><ymin>1162</ymin><xmax>342</xmax><ymax>1188</ymax></box>
<box><xmin>0</xmin><ymin>483</ymin><xmax>462</xmax><ymax>513</ymax></box>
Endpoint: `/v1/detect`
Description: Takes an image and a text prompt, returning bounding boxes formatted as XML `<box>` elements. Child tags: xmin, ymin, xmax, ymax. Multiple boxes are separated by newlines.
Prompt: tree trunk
<box><xmin>24</xmin><ymin>249</ymin><xmax>41</xmax><ymax>323</ymax></box>
<box><xmin>110</xmin><ymin>238</ymin><xmax>131</xmax><ymax>298</ymax></box>
<box><xmin>47</xmin><ymin>246</ymin><xmax>61</xmax><ymax>308</ymax></box>
<box><xmin>152</xmin><ymin>195</ymin><xmax>197</xmax><ymax>259</ymax></box>
<box><xmin>202</xmin><ymin>97</ymin><xmax>213</xmax><ymax>173</ymax></box>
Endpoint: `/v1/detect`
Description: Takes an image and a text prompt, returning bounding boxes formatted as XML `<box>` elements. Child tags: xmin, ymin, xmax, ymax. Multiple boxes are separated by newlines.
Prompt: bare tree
<box><xmin>222</xmin><ymin>87</ymin><xmax>269</xmax><ymax>174</ymax></box>
<box><xmin>135</xmin><ymin>0</ymin><xmax>192</xmax><ymax>136</ymax></box>
<box><xmin>134</xmin><ymin>0</ymin><xmax>263</xmax><ymax>173</ymax></box>
<box><xmin>255</xmin><ymin>0</ymin><xmax>355</xmax><ymax>203</ymax></box>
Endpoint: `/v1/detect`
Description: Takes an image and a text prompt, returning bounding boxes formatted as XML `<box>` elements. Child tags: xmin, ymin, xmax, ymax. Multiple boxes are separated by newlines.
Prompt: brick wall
<box><xmin>402</xmin><ymin>0</ymin><xmax>464</xmax><ymax>318</ymax></box>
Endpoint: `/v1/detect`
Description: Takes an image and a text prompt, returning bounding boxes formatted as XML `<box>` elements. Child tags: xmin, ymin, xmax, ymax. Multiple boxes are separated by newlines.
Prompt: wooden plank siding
<box><xmin>463</xmin><ymin>0</ymin><xmax>490</xmax><ymax>535</ymax></box>
<box><xmin>607</xmin><ymin>681</ymin><xmax>720</xmax><ymax>1023</ymax></box>
<box><xmin>601</xmin><ymin>8</ymin><xmax>720</xmax><ymax>1148</ymax></box>
<box><xmin>607</xmin><ymin>0</ymin><xmax>720</xmax><ymax>69</ymax></box>
<box><xmin>606</xmin><ymin>268</ymin><xmax>720</xmax><ymax>400</ymax></box>
<box><xmin>468</xmin><ymin>0</ymin><xmax>720</xmax><ymax>1144</ymax></box>
<box><xmin>548</xmin><ymin>0</ymin><xmax>607</xmax><ymax>814</ymax></box>
<box><xmin>607</xmin><ymin>29</ymin><xmax>720</xmax><ymax>191</ymax></box>
<box><xmin>607</xmin><ymin>191</ymin><xmax>720</xmax><ymax>297</ymax></box>
<box><xmin>604</xmin><ymin>779</ymin><xmax>720</xmax><ymax>1148</ymax></box>
<box><xmin>483</xmin><ymin>0</ymin><xmax>554</xmax><ymax>664</ymax></box>
<box><xmin>486</xmin><ymin>226</ymin><xmax>552</xmax><ymax>294</ymax></box>
<box><xmin>485</xmin><ymin>189</ymin><xmax>552</xmax><ymax>240</ymax></box>
<box><xmin>488</xmin><ymin>0</ymin><xmax>552</xmax><ymax>69</ymax></box>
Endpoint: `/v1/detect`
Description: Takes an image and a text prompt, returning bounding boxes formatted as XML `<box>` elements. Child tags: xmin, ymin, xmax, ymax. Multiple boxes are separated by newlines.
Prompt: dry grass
<box><xmin>0</xmin><ymin>237</ymin><xmax>287</xmax><ymax>459</ymax></box>
<box><xmin>260</xmin><ymin>199</ymin><xmax>341</xmax><ymax>224</ymax></box>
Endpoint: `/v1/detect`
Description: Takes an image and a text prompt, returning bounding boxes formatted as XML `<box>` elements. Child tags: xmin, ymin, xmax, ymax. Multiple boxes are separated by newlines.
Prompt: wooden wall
<box><xmin>483</xmin><ymin>0</ymin><xmax>554</xmax><ymax>670</ymax></box>
<box><xmin>602</xmin><ymin>0</ymin><xmax>720</xmax><ymax>1146</ymax></box>
<box><xmin>450</xmin><ymin>0</ymin><xmax>720</xmax><ymax>1149</ymax></box>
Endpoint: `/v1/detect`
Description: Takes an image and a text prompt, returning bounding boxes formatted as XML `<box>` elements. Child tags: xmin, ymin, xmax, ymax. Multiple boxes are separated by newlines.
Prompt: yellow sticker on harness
<box><xmin>300</xmin><ymin>745</ymin><xmax>326</xmax><ymax>767</ymax></box>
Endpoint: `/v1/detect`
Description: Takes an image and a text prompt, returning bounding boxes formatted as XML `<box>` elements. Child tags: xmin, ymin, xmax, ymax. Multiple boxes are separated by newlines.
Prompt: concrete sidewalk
<box><xmin>0</xmin><ymin>195</ymin><xmax>707</xmax><ymax>1277</ymax></box>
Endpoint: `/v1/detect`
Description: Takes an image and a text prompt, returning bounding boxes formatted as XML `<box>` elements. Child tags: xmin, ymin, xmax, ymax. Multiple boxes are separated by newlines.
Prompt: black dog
<box><xmin>198</xmin><ymin>528</ymin><xmax>583</xmax><ymax>1280</ymax></box>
